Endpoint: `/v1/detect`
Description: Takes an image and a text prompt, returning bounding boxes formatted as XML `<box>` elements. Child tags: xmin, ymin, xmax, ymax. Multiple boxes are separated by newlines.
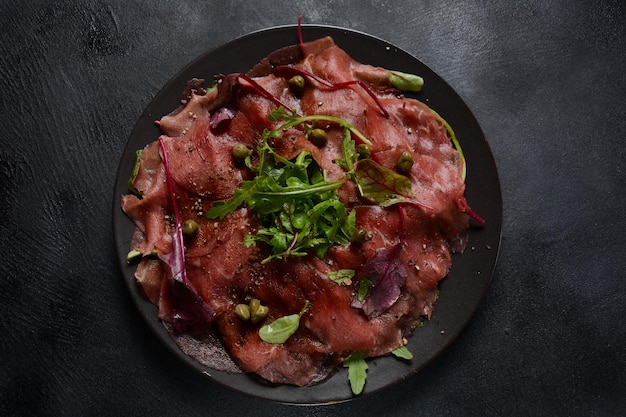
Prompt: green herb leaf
<box><xmin>127</xmin><ymin>149</ymin><xmax>143</xmax><ymax>196</ymax></box>
<box><xmin>335</xmin><ymin>128</ymin><xmax>358</xmax><ymax>174</ymax></box>
<box><xmin>389</xmin><ymin>70</ymin><xmax>424</xmax><ymax>92</ymax></box>
<box><xmin>205</xmin><ymin>180</ymin><xmax>256</xmax><ymax>220</ymax></box>
<box><xmin>328</xmin><ymin>269</ymin><xmax>355</xmax><ymax>285</ymax></box>
<box><xmin>259</xmin><ymin>301</ymin><xmax>309</xmax><ymax>344</ymax></box>
<box><xmin>126</xmin><ymin>249</ymin><xmax>142</xmax><ymax>264</ymax></box>
<box><xmin>431</xmin><ymin>109</ymin><xmax>466</xmax><ymax>181</ymax></box>
<box><xmin>353</xmin><ymin>159</ymin><xmax>433</xmax><ymax>211</ymax></box>
<box><xmin>268</xmin><ymin>106</ymin><xmax>373</xmax><ymax>146</ymax></box>
<box><xmin>354</xmin><ymin>159</ymin><xmax>414</xmax><ymax>206</ymax></box>
<box><xmin>208</xmin><ymin>124</ymin><xmax>356</xmax><ymax>263</ymax></box>
<box><xmin>391</xmin><ymin>346</ymin><xmax>414</xmax><ymax>361</ymax></box>
<box><xmin>357</xmin><ymin>278</ymin><xmax>373</xmax><ymax>302</ymax></box>
<box><xmin>343</xmin><ymin>351</ymin><xmax>368</xmax><ymax>395</ymax></box>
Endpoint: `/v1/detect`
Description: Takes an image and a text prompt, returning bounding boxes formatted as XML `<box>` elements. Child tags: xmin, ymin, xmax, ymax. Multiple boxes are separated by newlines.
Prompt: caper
<box><xmin>249</xmin><ymin>298</ymin><xmax>261</xmax><ymax>314</ymax></box>
<box><xmin>182</xmin><ymin>219</ymin><xmax>199</xmax><ymax>239</ymax></box>
<box><xmin>248</xmin><ymin>298</ymin><xmax>269</xmax><ymax>323</ymax></box>
<box><xmin>307</xmin><ymin>128</ymin><xmax>328</xmax><ymax>147</ymax></box>
<box><xmin>235</xmin><ymin>304</ymin><xmax>251</xmax><ymax>321</ymax></box>
<box><xmin>351</xmin><ymin>228</ymin><xmax>368</xmax><ymax>245</ymax></box>
<box><xmin>396</xmin><ymin>151</ymin><xmax>414</xmax><ymax>175</ymax></box>
<box><xmin>356</xmin><ymin>144</ymin><xmax>372</xmax><ymax>159</ymax></box>
<box><xmin>288</xmin><ymin>75</ymin><xmax>306</xmax><ymax>95</ymax></box>
<box><xmin>251</xmin><ymin>305</ymin><xmax>269</xmax><ymax>323</ymax></box>
<box><xmin>232</xmin><ymin>143</ymin><xmax>252</xmax><ymax>161</ymax></box>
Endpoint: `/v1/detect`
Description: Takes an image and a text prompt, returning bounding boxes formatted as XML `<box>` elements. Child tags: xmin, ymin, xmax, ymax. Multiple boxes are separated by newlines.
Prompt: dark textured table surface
<box><xmin>2</xmin><ymin>1</ymin><xmax>624</xmax><ymax>416</ymax></box>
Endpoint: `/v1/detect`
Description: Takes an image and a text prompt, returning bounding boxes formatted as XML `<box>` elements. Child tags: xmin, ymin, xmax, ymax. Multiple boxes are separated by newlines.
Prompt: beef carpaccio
<box><xmin>121</xmin><ymin>36</ymin><xmax>475</xmax><ymax>388</ymax></box>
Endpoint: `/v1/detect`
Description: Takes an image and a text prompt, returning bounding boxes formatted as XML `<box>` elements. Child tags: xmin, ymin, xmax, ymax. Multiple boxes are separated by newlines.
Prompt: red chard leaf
<box><xmin>351</xmin><ymin>243</ymin><xmax>407</xmax><ymax>317</ymax></box>
<box><xmin>354</xmin><ymin>159</ymin><xmax>433</xmax><ymax>211</ymax></box>
<box><xmin>209</xmin><ymin>106</ymin><xmax>237</xmax><ymax>129</ymax></box>
<box><xmin>159</xmin><ymin>138</ymin><xmax>216</xmax><ymax>334</ymax></box>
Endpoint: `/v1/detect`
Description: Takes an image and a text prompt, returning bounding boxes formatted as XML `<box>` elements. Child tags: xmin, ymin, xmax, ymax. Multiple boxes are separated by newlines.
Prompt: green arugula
<box><xmin>343</xmin><ymin>351</ymin><xmax>368</xmax><ymax>395</ymax></box>
<box><xmin>206</xmin><ymin>117</ymin><xmax>356</xmax><ymax>264</ymax></box>
<box><xmin>335</xmin><ymin>128</ymin><xmax>359</xmax><ymax>177</ymax></box>
<box><xmin>268</xmin><ymin>106</ymin><xmax>372</xmax><ymax>147</ymax></box>
<box><xmin>391</xmin><ymin>346</ymin><xmax>414</xmax><ymax>360</ymax></box>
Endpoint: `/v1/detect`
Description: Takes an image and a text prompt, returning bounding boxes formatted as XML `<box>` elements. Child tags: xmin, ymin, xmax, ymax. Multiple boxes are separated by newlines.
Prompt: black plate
<box><xmin>112</xmin><ymin>24</ymin><xmax>502</xmax><ymax>404</ymax></box>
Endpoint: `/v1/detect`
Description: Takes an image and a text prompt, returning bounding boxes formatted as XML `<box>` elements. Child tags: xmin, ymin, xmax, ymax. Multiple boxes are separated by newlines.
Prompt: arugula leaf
<box><xmin>391</xmin><ymin>346</ymin><xmax>414</xmax><ymax>361</ymax></box>
<box><xmin>335</xmin><ymin>128</ymin><xmax>358</xmax><ymax>175</ymax></box>
<box><xmin>343</xmin><ymin>352</ymin><xmax>368</xmax><ymax>395</ymax></box>
<box><xmin>205</xmin><ymin>180</ymin><xmax>256</xmax><ymax>220</ymax></box>
<box><xmin>268</xmin><ymin>106</ymin><xmax>373</xmax><ymax>146</ymax></box>
<box><xmin>259</xmin><ymin>301</ymin><xmax>309</xmax><ymax>344</ymax></box>
<box><xmin>209</xmin><ymin>131</ymin><xmax>354</xmax><ymax>263</ymax></box>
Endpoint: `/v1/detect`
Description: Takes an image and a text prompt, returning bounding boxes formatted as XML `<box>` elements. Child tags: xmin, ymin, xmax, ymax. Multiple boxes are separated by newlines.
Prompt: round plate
<box><xmin>112</xmin><ymin>24</ymin><xmax>502</xmax><ymax>404</ymax></box>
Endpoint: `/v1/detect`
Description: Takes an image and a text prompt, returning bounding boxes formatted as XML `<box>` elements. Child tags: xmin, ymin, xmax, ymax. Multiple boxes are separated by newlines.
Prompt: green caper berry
<box><xmin>232</xmin><ymin>143</ymin><xmax>252</xmax><ymax>161</ymax></box>
<box><xmin>351</xmin><ymin>228</ymin><xmax>368</xmax><ymax>245</ymax></box>
<box><xmin>250</xmin><ymin>304</ymin><xmax>269</xmax><ymax>324</ymax></box>
<box><xmin>396</xmin><ymin>151</ymin><xmax>414</xmax><ymax>175</ymax></box>
<box><xmin>235</xmin><ymin>304</ymin><xmax>251</xmax><ymax>321</ymax></box>
<box><xmin>288</xmin><ymin>75</ymin><xmax>306</xmax><ymax>95</ymax></box>
<box><xmin>307</xmin><ymin>128</ymin><xmax>328</xmax><ymax>147</ymax></box>
<box><xmin>356</xmin><ymin>144</ymin><xmax>372</xmax><ymax>159</ymax></box>
<box><xmin>182</xmin><ymin>219</ymin><xmax>199</xmax><ymax>238</ymax></box>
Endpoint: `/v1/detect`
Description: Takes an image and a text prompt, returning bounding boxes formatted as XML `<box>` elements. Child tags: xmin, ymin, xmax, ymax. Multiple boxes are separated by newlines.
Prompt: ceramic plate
<box><xmin>112</xmin><ymin>24</ymin><xmax>502</xmax><ymax>404</ymax></box>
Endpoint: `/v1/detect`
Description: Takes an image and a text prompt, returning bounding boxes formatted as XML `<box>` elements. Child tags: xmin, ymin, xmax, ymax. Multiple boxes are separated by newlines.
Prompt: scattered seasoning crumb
<box><xmin>402</xmin><ymin>337</ymin><xmax>408</xmax><ymax>345</ymax></box>
<box><xmin>385</xmin><ymin>46</ymin><xmax>391</xmax><ymax>51</ymax></box>
<box><xmin>440</xmin><ymin>330</ymin><xmax>445</xmax><ymax>335</ymax></box>
<box><xmin>471</xmin><ymin>246</ymin><xmax>475</xmax><ymax>251</ymax></box>
<box><xmin>485</xmin><ymin>244</ymin><xmax>492</xmax><ymax>250</ymax></box>
<box><xmin>422</xmin><ymin>244</ymin><xmax>427</xmax><ymax>250</ymax></box>
<box><xmin>317</xmin><ymin>101</ymin><xmax>323</xmax><ymax>106</ymax></box>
